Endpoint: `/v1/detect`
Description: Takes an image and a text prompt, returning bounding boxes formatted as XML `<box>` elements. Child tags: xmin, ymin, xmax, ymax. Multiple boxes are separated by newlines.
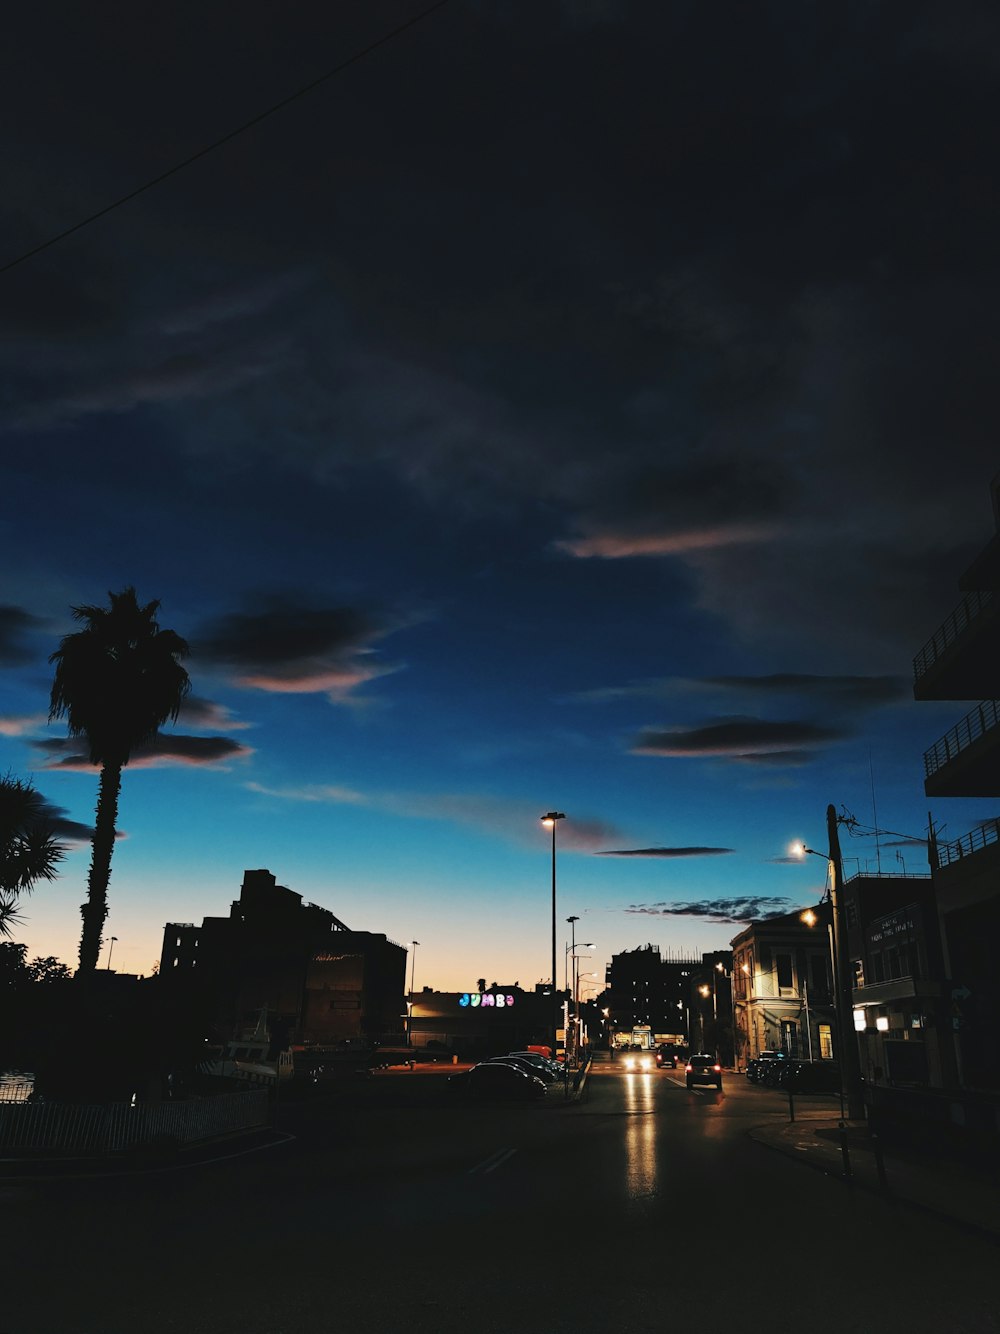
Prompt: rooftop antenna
<box><xmin>870</xmin><ymin>750</ymin><xmax>883</xmax><ymax>875</ymax></box>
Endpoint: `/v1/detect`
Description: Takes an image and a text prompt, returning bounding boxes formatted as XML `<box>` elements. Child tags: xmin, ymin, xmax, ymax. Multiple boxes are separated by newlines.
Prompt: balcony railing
<box><xmin>935</xmin><ymin>816</ymin><xmax>1000</xmax><ymax>868</ymax></box>
<box><xmin>912</xmin><ymin>589</ymin><xmax>993</xmax><ymax>683</ymax></box>
<box><xmin>924</xmin><ymin>699</ymin><xmax>1000</xmax><ymax>779</ymax></box>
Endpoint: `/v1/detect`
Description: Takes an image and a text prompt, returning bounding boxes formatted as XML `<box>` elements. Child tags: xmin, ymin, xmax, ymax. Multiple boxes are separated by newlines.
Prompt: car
<box><xmin>448</xmin><ymin>1062</ymin><xmax>547</xmax><ymax>1101</ymax></box>
<box><xmin>506</xmin><ymin>1051</ymin><xmax>564</xmax><ymax>1079</ymax></box>
<box><xmin>487</xmin><ymin>1055</ymin><xmax>560</xmax><ymax>1083</ymax></box>
<box><xmin>656</xmin><ymin>1047</ymin><xmax>678</xmax><ymax>1069</ymax></box>
<box><xmin>783</xmin><ymin>1060</ymin><xmax>841</xmax><ymax>1093</ymax></box>
<box><xmin>622</xmin><ymin>1048</ymin><xmax>656</xmax><ymax>1072</ymax></box>
<box><xmin>685</xmin><ymin>1054</ymin><xmax>723</xmax><ymax>1089</ymax></box>
<box><xmin>746</xmin><ymin>1050</ymin><xmax>787</xmax><ymax>1083</ymax></box>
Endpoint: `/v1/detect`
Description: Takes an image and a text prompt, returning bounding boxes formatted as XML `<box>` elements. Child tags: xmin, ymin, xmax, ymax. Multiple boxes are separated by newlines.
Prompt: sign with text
<box><xmin>459</xmin><ymin>992</ymin><xmax>515</xmax><ymax>1008</ymax></box>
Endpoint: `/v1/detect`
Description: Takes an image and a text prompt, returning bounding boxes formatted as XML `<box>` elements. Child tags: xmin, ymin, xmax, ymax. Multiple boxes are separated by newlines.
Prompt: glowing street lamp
<box><xmin>541</xmin><ymin>812</ymin><xmax>566</xmax><ymax>1063</ymax></box>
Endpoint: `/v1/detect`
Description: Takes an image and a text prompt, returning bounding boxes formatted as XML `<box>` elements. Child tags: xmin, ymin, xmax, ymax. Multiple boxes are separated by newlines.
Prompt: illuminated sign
<box><xmin>459</xmin><ymin>992</ymin><xmax>515</xmax><ymax>1008</ymax></box>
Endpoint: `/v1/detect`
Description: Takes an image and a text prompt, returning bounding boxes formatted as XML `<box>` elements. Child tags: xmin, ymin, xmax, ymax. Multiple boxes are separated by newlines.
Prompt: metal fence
<box><xmin>912</xmin><ymin>589</ymin><xmax>993</xmax><ymax>682</ymax></box>
<box><xmin>0</xmin><ymin>1088</ymin><xmax>270</xmax><ymax>1155</ymax></box>
<box><xmin>924</xmin><ymin>699</ymin><xmax>1000</xmax><ymax>779</ymax></box>
<box><xmin>935</xmin><ymin>816</ymin><xmax>1000</xmax><ymax>869</ymax></box>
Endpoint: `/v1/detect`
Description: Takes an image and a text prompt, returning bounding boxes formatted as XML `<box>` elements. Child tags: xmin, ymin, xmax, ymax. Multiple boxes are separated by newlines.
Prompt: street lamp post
<box><xmin>106</xmin><ymin>936</ymin><xmax>118</xmax><ymax>971</ymax></box>
<box><xmin>407</xmin><ymin>941</ymin><xmax>419</xmax><ymax>1046</ymax></box>
<box><xmin>541</xmin><ymin>812</ymin><xmax>566</xmax><ymax>1064</ymax></box>
<box><xmin>795</xmin><ymin>804</ymin><xmax>866</xmax><ymax>1120</ymax></box>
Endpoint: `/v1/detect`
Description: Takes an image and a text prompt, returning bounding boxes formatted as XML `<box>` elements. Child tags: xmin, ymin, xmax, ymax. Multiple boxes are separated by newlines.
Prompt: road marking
<box><xmin>468</xmin><ymin>1146</ymin><xmax>517</xmax><ymax>1175</ymax></box>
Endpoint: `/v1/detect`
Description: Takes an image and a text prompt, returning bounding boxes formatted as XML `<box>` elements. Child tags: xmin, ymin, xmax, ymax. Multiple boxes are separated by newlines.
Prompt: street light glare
<box><xmin>800</xmin><ymin>909</ymin><xmax>818</xmax><ymax>927</ymax></box>
<box><xmin>790</xmin><ymin>841</ymin><xmax>806</xmax><ymax>859</ymax></box>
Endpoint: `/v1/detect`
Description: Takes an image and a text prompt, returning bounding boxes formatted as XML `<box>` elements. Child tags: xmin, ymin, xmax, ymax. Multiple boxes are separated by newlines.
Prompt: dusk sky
<box><xmin>3</xmin><ymin>1</ymin><xmax>998</xmax><ymax>992</ymax></box>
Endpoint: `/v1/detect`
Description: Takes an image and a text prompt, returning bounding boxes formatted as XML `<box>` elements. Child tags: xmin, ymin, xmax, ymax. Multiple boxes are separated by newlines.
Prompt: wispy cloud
<box><xmin>0</xmin><ymin>713</ymin><xmax>47</xmax><ymax>737</ymax></box>
<box><xmin>626</xmin><ymin>895</ymin><xmax>802</xmax><ymax>924</ymax></box>
<box><xmin>598</xmin><ymin>846</ymin><xmax>734</xmax><ymax>858</ymax></box>
<box><xmin>245</xmin><ymin>780</ymin><xmax>366</xmax><ymax>805</ymax></box>
<box><xmin>243</xmin><ymin>780</ymin><xmax>626</xmax><ymax>850</ymax></box>
<box><xmin>557</xmin><ymin>521</ymin><xmax>781</xmax><ymax>560</ymax></box>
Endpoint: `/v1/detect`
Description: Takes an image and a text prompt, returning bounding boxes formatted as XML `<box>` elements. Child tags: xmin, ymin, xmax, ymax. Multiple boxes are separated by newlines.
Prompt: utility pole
<box><xmin>827</xmin><ymin>804</ymin><xmax>866</xmax><ymax>1120</ymax></box>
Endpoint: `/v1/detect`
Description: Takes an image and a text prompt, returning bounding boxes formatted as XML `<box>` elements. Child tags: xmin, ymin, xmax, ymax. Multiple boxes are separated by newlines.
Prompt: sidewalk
<box><xmin>749</xmin><ymin>1110</ymin><xmax>1000</xmax><ymax>1240</ymax></box>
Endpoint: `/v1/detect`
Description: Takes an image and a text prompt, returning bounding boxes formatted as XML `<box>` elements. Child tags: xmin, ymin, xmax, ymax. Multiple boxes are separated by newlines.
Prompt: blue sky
<box><xmin>2</xmin><ymin>1</ymin><xmax>998</xmax><ymax>990</ymax></box>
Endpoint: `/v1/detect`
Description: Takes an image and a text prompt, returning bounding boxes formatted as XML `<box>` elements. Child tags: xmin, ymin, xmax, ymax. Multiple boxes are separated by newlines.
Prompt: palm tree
<box><xmin>0</xmin><ymin>775</ymin><xmax>66</xmax><ymax>937</ymax></box>
<box><xmin>49</xmin><ymin>588</ymin><xmax>191</xmax><ymax>975</ymax></box>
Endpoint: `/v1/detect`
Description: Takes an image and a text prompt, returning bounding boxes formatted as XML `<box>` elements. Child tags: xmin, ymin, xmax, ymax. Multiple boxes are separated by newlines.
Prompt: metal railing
<box><xmin>935</xmin><ymin>816</ymin><xmax>1000</xmax><ymax>869</ymax></box>
<box><xmin>0</xmin><ymin>1087</ymin><xmax>269</xmax><ymax>1155</ymax></box>
<box><xmin>912</xmin><ymin>589</ymin><xmax>993</xmax><ymax>682</ymax></box>
<box><xmin>924</xmin><ymin>700</ymin><xmax>1000</xmax><ymax>779</ymax></box>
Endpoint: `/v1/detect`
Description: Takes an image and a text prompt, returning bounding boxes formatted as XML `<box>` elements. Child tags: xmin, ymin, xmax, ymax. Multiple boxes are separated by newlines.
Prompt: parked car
<box><xmin>506</xmin><ymin>1051</ymin><xmax>564</xmax><ymax>1079</ymax></box>
<box><xmin>783</xmin><ymin>1060</ymin><xmax>841</xmax><ymax>1093</ymax></box>
<box><xmin>746</xmin><ymin>1050</ymin><xmax>787</xmax><ymax>1083</ymax></box>
<box><xmin>487</xmin><ymin>1055</ymin><xmax>559</xmax><ymax>1083</ymax></box>
<box><xmin>685</xmin><ymin>1054</ymin><xmax>723</xmax><ymax>1089</ymax></box>
<box><xmin>449</xmin><ymin>1062</ymin><xmax>547</xmax><ymax>1101</ymax></box>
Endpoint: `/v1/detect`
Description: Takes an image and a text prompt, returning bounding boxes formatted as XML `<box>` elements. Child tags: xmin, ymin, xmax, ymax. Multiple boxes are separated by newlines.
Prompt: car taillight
<box><xmin>713</xmin><ymin>1064</ymin><xmax>721</xmax><ymax>1072</ymax></box>
<box><xmin>685</xmin><ymin>1064</ymin><xmax>693</xmax><ymax>1073</ymax></box>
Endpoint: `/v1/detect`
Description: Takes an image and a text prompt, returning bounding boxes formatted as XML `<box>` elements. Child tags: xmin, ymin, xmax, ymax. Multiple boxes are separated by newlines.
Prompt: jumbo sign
<box><xmin>459</xmin><ymin>992</ymin><xmax>515</xmax><ymax>1008</ymax></box>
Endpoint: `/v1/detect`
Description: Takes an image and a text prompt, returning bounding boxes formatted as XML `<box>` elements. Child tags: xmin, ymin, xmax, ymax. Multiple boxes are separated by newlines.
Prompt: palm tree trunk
<box><xmin>78</xmin><ymin>760</ymin><xmax>122</xmax><ymax>975</ymax></box>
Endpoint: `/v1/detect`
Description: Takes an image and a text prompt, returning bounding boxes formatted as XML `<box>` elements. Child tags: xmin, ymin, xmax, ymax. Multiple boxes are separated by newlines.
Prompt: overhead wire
<box><xmin>0</xmin><ymin>0</ymin><xmax>452</xmax><ymax>276</ymax></box>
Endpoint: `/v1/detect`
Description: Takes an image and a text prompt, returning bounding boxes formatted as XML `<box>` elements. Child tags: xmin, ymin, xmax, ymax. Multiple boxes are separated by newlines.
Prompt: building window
<box><xmin>818</xmin><ymin>1024</ymin><xmax>833</xmax><ymax>1060</ymax></box>
<box><xmin>870</xmin><ymin>952</ymin><xmax>884</xmax><ymax>984</ymax></box>
<box><xmin>776</xmin><ymin>953</ymin><xmax>793</xmax><ymax>995</ymax></box>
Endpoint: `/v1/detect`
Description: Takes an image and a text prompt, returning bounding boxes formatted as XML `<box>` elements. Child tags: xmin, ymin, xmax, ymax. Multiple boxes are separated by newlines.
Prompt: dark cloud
<box><xmin>632</xmin><ymin>718</ymin><xmax>845</xmax><ymax>760</ymax></box>
<box><xmin>598</xmin><ymin>846</ymin><xmax>734</xmax><ymax>858</ymax></box>
<box><xmin>33</xmin><ymin>734</ymin><xmax>253</xmax><ymax>770</ymax></box>
<box><xmin>30</xmin><ymin>795</ymin><xmax>120</xmax><ymax>846</ymax></box>
<box><xmin>193</xmin><ymin>600</ymin><xmax>400</xmax><ymax>703</ymax></box>
<box><xmin>627</xmin><ymin>896</ymin><xmax>801</xmax><ymax>925</ymax></box>
<box><xmin>0</xmin><ymin>606</ymin><xmax>42</xmax><ymax>665</ymax></box>
<box><xmin>176</xmin><ymin>695</ymin><xmax>253</xmax><ymax>731</ymax></box>
<box><xmin>706</xmin><ymin>674</ymin><xmax>908</xmax><ymax>708</ymax></box>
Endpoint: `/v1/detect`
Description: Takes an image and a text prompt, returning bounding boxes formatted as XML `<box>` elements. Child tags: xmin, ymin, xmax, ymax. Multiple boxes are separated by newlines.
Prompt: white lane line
<box><xmin>468</xmin><ymin>1146</ymin><xmax>518</xmax><ymax>1175</ymax></box>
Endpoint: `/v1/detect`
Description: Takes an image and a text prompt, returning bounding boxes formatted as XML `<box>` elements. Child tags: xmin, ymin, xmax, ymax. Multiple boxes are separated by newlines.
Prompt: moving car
<box><xmin>622</xmin><ymin>1047</ymin><xmax>656</xmax><ymax>1072</ymax></box>
<box><xmin>449</xmin><ymin>1062</ymin><xmax>547</xmax><ymax>1101</ymax></box>
<box><xmin>685</xmin><ymin>1054</ymin><xmax>723</xmax><ymax>1089</ymax></box>
<box><xmin>656</xmin><ymin>1047</ymin><xmax>678</xmax><ymax>1069</ymax></box>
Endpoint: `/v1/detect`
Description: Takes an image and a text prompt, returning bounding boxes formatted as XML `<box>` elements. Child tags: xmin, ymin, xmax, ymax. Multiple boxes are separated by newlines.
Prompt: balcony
<box><xmin>912</xmin><ymin>590</ymin><xmax>1000</xmax><ymax>700</ymax></box>
<box><xmin>924</xmin><ymin>700</ymin><xmax>1000</xmax><ymax>797</ymax></box>
<box><xmin>853</xmin><ymin>976</ymin><xmax>943</xmax><ymax>1006</ymax></box>
<box><xmin>934</xmin><ymin>816</ymin><xmax>1000</xmax><ymax>870</ymax></box>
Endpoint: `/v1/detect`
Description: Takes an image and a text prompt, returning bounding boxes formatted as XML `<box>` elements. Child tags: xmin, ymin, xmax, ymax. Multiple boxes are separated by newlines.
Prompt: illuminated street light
<box><xmin>541</xmin><ymin>812</ymin><xmax>566</xmax><ymax>1063</ymax></box>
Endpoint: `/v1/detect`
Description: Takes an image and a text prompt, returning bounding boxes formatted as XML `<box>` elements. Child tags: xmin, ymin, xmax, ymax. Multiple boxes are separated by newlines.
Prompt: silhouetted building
<box><xmin>606</xmin><ymin>944</ymin><xmax>699</xmax><ymax>1041</ymax></box>
<box><xmin>689</xmin><ymin>951</ymin><xmax>734</xmax><ymax>1063</ymax></box>
<box><xmin>407</xmin><ymin>981</ymin><xmax>561</xmax><ymax>1058</ymax></box>
<box><xmin>912</xmin><ymin>471</ymin><xmax>1000</xmax><ymax>1093</ymax></box>
<box><xmin>843</xmin><ymin>873</ymin><xmax>954</xmax><ymax>1089</ymax></box>
<box><xmin>160</xmin><ymin>869</ymin><xmax>406</xmax><ymax>1047</ymax></box>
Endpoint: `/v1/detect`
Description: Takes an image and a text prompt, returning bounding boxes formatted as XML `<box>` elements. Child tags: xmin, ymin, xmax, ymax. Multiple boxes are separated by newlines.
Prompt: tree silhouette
<box><xmin>0</xmin><ymin>775</ymin><xmax>65</xmax><ymax>937</ymax></box>
<box><xmin>49</xmin><ymin>588</ymin><xmax>190</xmax><ymax>974</ymax></box>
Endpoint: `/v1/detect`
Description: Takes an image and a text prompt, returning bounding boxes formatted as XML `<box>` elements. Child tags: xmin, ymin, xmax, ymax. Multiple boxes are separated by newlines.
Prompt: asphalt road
<box><xmin>4</xmin><ymin>1063</ymin><xmax>998</xmax><ymax>1334</ymax></box>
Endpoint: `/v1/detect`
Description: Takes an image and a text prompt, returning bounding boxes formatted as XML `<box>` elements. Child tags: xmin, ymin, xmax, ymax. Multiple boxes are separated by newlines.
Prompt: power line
<box><xmin>1</xmin><ymin>0</ymin><xmax>451</xmax><ymax>277</ymax></box>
